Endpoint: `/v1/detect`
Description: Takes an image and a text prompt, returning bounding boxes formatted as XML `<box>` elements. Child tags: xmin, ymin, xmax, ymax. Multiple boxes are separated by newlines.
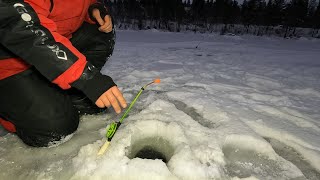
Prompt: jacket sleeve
<box><xmin>0</xmin><ymin>1</ymin><xmax>116</xmax><ymax>102</ymax></box>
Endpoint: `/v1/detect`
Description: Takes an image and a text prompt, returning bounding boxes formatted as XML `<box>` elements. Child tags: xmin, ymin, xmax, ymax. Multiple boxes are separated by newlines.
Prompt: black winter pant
<box><xmin>0</xmin><ymin>23</ymin><xmax>115</xmax><ymax>147</ymax></box>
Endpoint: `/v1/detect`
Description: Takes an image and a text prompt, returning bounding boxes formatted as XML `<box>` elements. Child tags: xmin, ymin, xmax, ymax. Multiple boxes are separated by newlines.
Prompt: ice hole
<box><xmin>127</xmin><ymin>137</ymin><xmax>175</xmax><ymax>163</ymax></box>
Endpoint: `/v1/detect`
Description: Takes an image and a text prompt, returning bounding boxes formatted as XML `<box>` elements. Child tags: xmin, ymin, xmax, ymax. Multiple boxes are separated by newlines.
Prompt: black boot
<box><xmin>67</xmin><ymin>88</ymin><xmax>107</xmax><ymax>115</ymax></box>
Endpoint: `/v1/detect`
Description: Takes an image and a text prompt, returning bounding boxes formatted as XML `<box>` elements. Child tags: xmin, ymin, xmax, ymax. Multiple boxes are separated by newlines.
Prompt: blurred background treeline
<box><xmin>101</xmin><ymin>0</ymin><xmax>320</xmax><ymax>38</ymax></box>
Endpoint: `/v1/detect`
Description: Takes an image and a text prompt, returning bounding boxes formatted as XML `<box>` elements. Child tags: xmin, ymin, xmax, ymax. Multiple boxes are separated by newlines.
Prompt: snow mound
<box><xmin>70</xmin><ymin>100</ymin><xmax>304</xmax><ymax>179</ymax></box>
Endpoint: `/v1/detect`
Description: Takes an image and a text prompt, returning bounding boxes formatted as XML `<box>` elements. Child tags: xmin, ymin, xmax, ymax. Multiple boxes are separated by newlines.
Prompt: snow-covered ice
<box><xmin>1</xmin><ymin>31</ymin><xmax>320</xmax><ymax>180</ymax></box>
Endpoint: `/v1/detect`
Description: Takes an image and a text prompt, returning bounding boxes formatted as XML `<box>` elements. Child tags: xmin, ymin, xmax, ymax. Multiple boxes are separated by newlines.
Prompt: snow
<box><xmin>1</xmin><ymin>30</ymin><xmax>320</xmax><ymax>179</ymax></box>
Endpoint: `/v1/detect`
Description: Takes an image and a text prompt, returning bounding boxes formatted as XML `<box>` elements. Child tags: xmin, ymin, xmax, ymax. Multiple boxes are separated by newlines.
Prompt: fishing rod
<box><xmin>97</xmin><ymin>78</ymin><xmax>161</xmax><ymax>155</ymax></box>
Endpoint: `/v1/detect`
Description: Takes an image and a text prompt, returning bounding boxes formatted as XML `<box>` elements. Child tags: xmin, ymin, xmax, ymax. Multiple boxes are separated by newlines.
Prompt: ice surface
<box><xmin>1</xmin><ymin>30</ymin><xmax>320</xmax><ymax>179</ymax></box>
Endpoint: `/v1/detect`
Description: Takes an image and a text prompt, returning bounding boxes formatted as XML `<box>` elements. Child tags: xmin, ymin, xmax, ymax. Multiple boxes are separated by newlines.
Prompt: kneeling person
<box><xmin>0</xmin><ymin>0</ymin><xmax>127</xmax><ymax>147</ymax></box>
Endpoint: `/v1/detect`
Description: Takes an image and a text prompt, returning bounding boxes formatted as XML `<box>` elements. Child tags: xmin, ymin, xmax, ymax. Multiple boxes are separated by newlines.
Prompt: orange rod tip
<box><xmin>153</xmin><ymin>78</ymin><xmax>161</xmax><ymax>84</ymax></box>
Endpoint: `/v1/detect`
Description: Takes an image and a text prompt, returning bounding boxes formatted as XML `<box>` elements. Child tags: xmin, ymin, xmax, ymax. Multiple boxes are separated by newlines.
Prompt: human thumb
<box><xmin>92</xmin><ymin>9</ymin><xmax>104</xmax><ymax>26</ymax></box>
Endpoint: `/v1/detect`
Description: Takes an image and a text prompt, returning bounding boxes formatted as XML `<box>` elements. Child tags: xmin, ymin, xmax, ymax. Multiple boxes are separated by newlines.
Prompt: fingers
<box><xmin>99</xmin><ymin>24</ymin><xmax>112</xmax><ymax>33</ymax></box>
<box><xmin>95</xmin><ymin>86</ymin><xmax>127</xmax><ymax>114</ymax></box>
<box><xmin>95</xmin><ymin>99</ymin><xmax>105</xmax><ymax>108</ymax></box>
<box><xmin>100</xmin><ymin>94</ymin><xmax>111</xmax><ymax>108</ymax></box>
<box><xmin>98</xmin><ymin>15</ymin><xmax>113</xmax><ymax>33</ymax></box>
<box><xmin>111</xmin><ymin>86</ymin><xmax>127</xmax><ymax>108</ymax></box>
<box><xmin>92</xmin><ymin>10</ymin><xmax>113</xmax><ymax>33</ymax></box>
<box><xmin>92</xmin><ymin>9</ymin><xmax>105</xmax><ymax>26</ymax></box>
<box><xmin>105</xmin><ymin>90</ymin><xmax>121</xmax><ymax>114</ymax></box>
<box><xmin>95</xmin><ymin>96</ymin><xmax>111</xmax><ymax>108</ymax></box>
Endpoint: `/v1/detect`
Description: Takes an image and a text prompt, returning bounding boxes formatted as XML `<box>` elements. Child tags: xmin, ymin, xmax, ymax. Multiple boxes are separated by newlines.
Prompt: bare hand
<box><xmin>92</xmin><ymin>9</ymin><xmax>113</xmax><ymax>33</ymax></box>
<box><xmin>95</xmin><ymin>86</ymin><xmax>127</xmax><ymax>114</ymax></box>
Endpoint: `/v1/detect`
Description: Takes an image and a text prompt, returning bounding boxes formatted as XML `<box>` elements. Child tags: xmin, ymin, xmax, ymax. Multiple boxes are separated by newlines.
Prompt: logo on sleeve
<box><xmin>13</xmin><ymin>3</ymin><xmax>68</xmax><ymax>61</ymax></box>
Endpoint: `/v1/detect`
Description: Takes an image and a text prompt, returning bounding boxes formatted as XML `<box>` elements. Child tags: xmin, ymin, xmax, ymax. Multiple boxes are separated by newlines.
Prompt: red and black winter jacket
<box><xmin>0</xmin><ymin>0</ymin><xmax>115</xmax><ymax>102</ymax></box>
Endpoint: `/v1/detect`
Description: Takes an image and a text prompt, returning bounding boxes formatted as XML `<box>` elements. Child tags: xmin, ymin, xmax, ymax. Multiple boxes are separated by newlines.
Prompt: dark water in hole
<box><xmin>135</xmin><ymin>146</ymin><xmax>167</xmax><ymax>163</ymax></box>
<box><xmin>127</xmin><ymin>137</ymin><xmax>174</xmax><ymax>164</ymax></box>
